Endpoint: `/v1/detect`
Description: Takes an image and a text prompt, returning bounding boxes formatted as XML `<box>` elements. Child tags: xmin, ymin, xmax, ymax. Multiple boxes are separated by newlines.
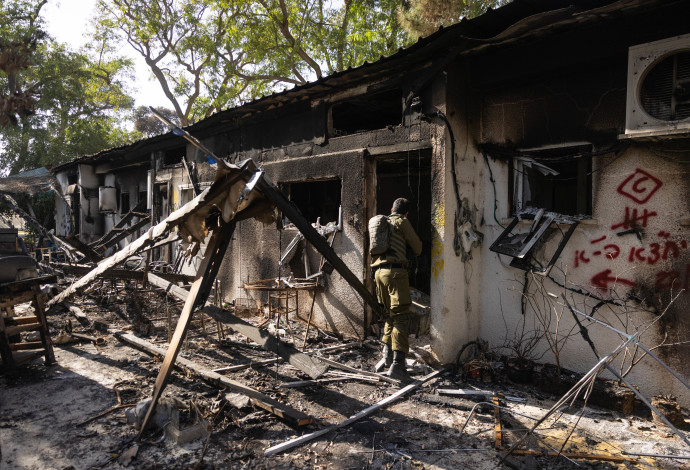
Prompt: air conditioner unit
<box><xmin>625</xmin><ymin>33</ymin><xmax>690</xmax><ymax>137</ymax></box>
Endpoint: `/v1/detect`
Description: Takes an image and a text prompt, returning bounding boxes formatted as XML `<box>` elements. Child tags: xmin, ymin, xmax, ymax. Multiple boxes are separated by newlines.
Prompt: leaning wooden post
<box><xmin>255</xmin><ymin>178</ymin><xmax>382</xmax><ymax>315</ymax></box>
<box><xmin>137</xmin><ymin>220</ymin><xmax>236</xmax><ymax>439</ymax></box>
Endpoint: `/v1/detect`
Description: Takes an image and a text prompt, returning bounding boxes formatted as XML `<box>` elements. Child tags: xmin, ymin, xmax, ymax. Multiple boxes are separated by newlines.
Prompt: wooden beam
<box><xmin>90</xmin><ymin>199</ymin><xmax>147</xmax><ymax>249</ymax></box>
<box><xmin>114</xmin><ymin>330</ymin><xmax>313</xmax><ymax>427</ymax></box>
<box><xmin>255</xmin><ymin>177</ymin><xmax>382</xmax><ymax>315</ymax></box>
<box><xmin>95</xmin><ymin>216</ymin><xmax>151</xmax><ymax>253</ymax></box>
<box><xmin>55</xmin><ymin>263</ymin><xmax>193</xmax><ymax>283</ymax></box>
<box><xmin>315</xmin><ymin>356</ymin><xmax>400</xmax><ymax>386</ymax></box>
<box><xmin>65</xmin><ymin>302</ymin><xmax>90</xmax><ymax>328</ymax></box>
<box><xmin>138</xmin><ymin>220</ymin><xmax>236</xmax><ymax>439</ymax></box>
<box><xmin>147</xmin><ymin>273</ymin><xmax>328</xmax><ymax>379</ymax></box>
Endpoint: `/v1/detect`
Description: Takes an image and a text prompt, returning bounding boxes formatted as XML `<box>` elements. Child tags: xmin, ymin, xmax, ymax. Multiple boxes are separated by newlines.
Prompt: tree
<box><xmin>0</xmin><ymin>1</ymin><xmax>137</xmax><ymax>174</ymax></box>
<box><xmin>0</xmin><ymin>43</ymin><xmax>137</xmax><ymax>174</ymax></box>
<box><xmin>96</xmin><ymin>0</ymin><xmax>411</xmax><ymax>125</ymax></box>
<box><xmin>133</xmin><ymin>105</ymin><xmax>179</xmax><ymax>136</ymax></box>
<box><xmin>0</xmin><ymin>0</ymin><xmax>47</xmax><ymax>127</ymax></box>
<box><xmin>398</xmin><ymin>0</ymin><xmax>511</xmax><ymax>39</ymax></box>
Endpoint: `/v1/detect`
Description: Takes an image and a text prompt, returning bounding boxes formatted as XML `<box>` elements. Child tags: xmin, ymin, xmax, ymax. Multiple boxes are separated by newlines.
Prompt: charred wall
<box><xmin>470</xmin><ymin>20</ymin><xmax>690</xmax><ymax>404</ymax></box>
<box><xmin>210</xmin><ymin>93</ymin><xmax>435</xmax><ymax>338</ymax></box>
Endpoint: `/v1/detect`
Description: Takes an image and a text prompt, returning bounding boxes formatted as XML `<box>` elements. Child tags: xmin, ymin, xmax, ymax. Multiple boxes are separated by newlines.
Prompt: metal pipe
<box><xmin>621</xmin><ymin>452</ymin><xmax>690</xmax><ymax>460</ymax></box>
<box><xmin>604</xmin><ymin>364</ymin><xmax>690</xmax><ymax>448</ymax></box>
<box><xmin>566</xmin><ymin>303</ymin><xmax>690</xmax><ymax>391</ymax></box>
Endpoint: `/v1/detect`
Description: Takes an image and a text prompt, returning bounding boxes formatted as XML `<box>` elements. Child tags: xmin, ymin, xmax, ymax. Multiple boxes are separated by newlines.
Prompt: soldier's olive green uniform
<box><xmin>371</xmin><ymin>213</ymin><xmax>422</xmax><ymax>354</ymax></box>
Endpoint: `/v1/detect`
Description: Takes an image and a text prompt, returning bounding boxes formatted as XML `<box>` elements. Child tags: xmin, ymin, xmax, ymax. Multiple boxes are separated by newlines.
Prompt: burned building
<box><xmin>52</xmin><ymin>0</ymin><xmax>690</xmax><ymax>407</ymax></box>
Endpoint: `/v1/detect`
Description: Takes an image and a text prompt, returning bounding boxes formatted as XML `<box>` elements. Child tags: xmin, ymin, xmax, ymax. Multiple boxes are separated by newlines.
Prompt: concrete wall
<box><xmin>211</xmin><ymin>113</ymin><xmax>435</xmax><ymax>339</ymax></box>
<box><xmin>461</xmin><ymin>39</ymin><xmax>690</xmax><ymax>405</ymax></box>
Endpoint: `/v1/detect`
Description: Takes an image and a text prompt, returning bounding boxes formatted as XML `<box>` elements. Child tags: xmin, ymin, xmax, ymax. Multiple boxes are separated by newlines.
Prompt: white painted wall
<box><xmin>474</xmin><ymin>144</ymin><xmax>690</xmax><ymax>405</ymax></box>
<box><xmin>54</xmin><ymin>172</ymin><xmax>71</xmax><ymax>237</ymax></box>
<box><xmin>78</xmin><ymin>164</ymin><xmax>101</xmax><ymax>244</ymax></box>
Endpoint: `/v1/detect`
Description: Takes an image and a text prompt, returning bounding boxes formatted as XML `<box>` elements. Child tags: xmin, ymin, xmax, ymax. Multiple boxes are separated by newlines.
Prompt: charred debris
<box><xmin>1</xmin><ymin>157</ymin><xmax>689</xmax><ymax>469</ymax></box>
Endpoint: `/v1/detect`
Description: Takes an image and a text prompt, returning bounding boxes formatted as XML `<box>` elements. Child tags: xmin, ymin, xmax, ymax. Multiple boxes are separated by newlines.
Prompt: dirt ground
<box><xmin>2</xmin><ymin>284</ymin><xmax>690</xmax><ymax>470</ymax></box>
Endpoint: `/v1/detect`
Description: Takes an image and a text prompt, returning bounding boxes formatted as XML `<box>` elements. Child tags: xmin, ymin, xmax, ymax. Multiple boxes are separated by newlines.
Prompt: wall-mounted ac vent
<box><xmin>625</xmin><ymin>33</ymin><xmax>690</xmax><ymax>137</ymax></box>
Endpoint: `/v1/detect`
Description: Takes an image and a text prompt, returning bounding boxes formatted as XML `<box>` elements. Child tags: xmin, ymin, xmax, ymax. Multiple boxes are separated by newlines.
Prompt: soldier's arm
<box><xmin>401</xmin><ymin>219</ymin><xmax>422</xmax><ymax>256</ymax></box>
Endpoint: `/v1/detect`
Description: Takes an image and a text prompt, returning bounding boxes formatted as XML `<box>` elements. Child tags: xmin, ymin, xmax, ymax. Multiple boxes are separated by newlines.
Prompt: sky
<box><xmin>42</xmin><ymin>0</ymin><xmax>170</xmax><ymax>109</ymax></box>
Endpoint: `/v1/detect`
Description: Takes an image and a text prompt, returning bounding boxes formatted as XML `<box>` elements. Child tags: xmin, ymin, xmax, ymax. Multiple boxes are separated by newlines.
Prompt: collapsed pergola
<box><xmin>47</xmin><ymin>157</ymin><xmax>385</xmax><ymax>436</ymax></box>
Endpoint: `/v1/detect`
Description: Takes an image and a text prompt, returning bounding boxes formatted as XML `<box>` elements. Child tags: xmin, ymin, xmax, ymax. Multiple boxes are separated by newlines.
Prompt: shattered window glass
<box><xmin>512</xmin><ymin>144</ymin><xmax>592</xmax><ymax>216</ymax></box>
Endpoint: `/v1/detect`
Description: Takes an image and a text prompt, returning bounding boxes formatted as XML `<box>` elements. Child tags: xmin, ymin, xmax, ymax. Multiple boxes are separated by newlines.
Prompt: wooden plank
<box><xmin>95</xmin><ymin>216</ymin><xmax>151</xmax><ymax>253</ymax></box>
<box><xmin>10</xmin><ymin>341</ymin><xmax>44</xmax><ymax>351</ymax></box>
<box><xmin>54</xmin><ymin>263</ymin><xmax>193</xmax><ymax>283</ymax></box>
<box><xmin>315</xmin><ymin>356</ymin><xmax>400</xmax><ymax>386</ymax></box>
<box><xmin>5</xmin><ymin>323</ymin><xmax>40</xmax><ymax>336</ymax></box>
<box><xmin>264</xmin><ymin>369</ymin><xmax>444</xmax><ymax>456</ymax></box>
<box><xmin>0</xmin><ymin>275</ymin><xmax>57</xmax><ymax>294</ymax></box>
<box><xmin>507</xmin><ymin>449</ymin><xmax>633</xmax><ymax>463</ymax></box>
<box><xmin>138</xmin><ymin>221</ymin><xmax>236</xmax><ymax>439</ymax></box>
<box><xmin>90</xmin><ymin>199</ymin><xmax>147</xmax><ymax>248</ymax></box>
<box><xmin>2</xmin><ymin>315</ymin><xmax>38</xmax><ymax>325</ymax></box>
<box><xmin>114</xmin><ymin>331</ymin><xmax>312</xmax><ymax>426</ymax></box>
<box><xmin>148</xmin><ymin>273</ymin><xmax>328</xmax><ymax>380</ymax></box>
<box><xmin>64</xmin><ymin>235</ymin><xmax>104</xmax><ymax>262</ymax></box>
<box><xmin>65</xmin><ymin>302</ymin><xmax>91</xmax><ymax>327</ymax></box>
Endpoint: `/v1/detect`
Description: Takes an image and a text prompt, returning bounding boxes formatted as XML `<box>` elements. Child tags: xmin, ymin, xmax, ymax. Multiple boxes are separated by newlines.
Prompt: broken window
<box><xmin>282</xmin><ymin>179</ymin><xmax>341</xmax><ymax>225</ymax></box>
<box><xmin>330</xmin><ymin>89</ymin><xmax>401</xmax><ymax>137</ymax></box>
<box><xmin>163</xmin><ymin>146</ymin><xmax>185</xmax><ymax>167</ymax></box>
<box><xmin>510</xmin><ymin>144</ymin><xmax>592</xmax><ymax>216</ymax></box>
<box><xmin>490</xmin><ymin>207</ymin><xmax>579</xmax><ymax>274</ymax></box>
<box><xmin>120</xmin><ymin>192</ymin><xmax>130</xmax><ymax>214</ymax></box>
<box><xmin>138</xmin><ymin>188</ymin><xmax>148</xmax><ymax>209</ymax></box>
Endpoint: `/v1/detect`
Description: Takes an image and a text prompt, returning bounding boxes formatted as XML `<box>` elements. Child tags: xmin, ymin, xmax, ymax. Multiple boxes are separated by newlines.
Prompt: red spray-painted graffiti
<box><xmin>616</xmin><ymin>168</ymin><xmax>663</xmax><ymax>204</ymax></box>
<box><xmin>570</xmin><ymin>168</ymin><xmax>688</xmax><ymax>293</ymax></box>
<box><xmin>590</xmin><ymin>269</ymin><xmax>636</xmax><ymax>290</ymax></box>
<box><xmin>610</xmin><ymin>207</ymin><xmax>657</xmax><ymax>230</ymax></box>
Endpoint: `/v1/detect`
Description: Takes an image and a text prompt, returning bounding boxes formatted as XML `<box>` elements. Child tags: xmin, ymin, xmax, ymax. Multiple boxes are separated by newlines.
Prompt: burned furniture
<box><xmin>0</xmin><ymin>275</ymin><xmax>56</xmax><ymax>371</ymax></box>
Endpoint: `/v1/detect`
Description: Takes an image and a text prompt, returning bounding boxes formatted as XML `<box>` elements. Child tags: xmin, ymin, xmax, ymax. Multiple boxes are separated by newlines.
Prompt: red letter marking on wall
<box><xmin>611</xmin><ymin>207</ymin><xmax>658</xmax><ymax>230</ymax></box>
<box><xmin>617</xmin><ymin>168</ymin><xmax>663</xmax><ymax>204</ymax></box>
<box><xmin>591</xmin><ymin>269</ymin><xmax>636</xmax><ymax>291</ymax></box>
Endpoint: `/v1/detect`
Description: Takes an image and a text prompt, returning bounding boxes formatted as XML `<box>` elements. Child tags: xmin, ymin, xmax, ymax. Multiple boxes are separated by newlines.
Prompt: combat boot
<box><xmin>374</xmin><ymin>343</ymin><xmax>393</xmax><ymax>372</ymax></box>
<box><xmin>387</xmin><ymin>350</ymin><xmax>414</xmax><ymax>384</ymax></box>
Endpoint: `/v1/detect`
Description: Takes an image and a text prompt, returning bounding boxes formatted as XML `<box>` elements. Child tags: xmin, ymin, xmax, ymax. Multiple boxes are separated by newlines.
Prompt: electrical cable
<box><xmin>482</xmin><ymin>153</ymin><xmax>504</xmax><ymax>228</ymax></box>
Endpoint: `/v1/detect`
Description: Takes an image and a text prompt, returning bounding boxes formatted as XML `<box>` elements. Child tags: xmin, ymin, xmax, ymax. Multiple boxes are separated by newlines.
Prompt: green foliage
<box><xmin>0</xmin><ymin>1</ymin><xmax>138</xmax><ymax>174</ymax></box>
<box><xmin>97</xmin><ymin>0</ymin><xmax>413</xmax><ymax>125</ymax></box>
<box><xmin>134</xmin><ymin>105</ymin><xmax>180</xmax><ymax>136</ymax></box>
<box><xmin>398</xmin><ymin>0</ymin><xmax>510</xmax><ymax>39</ymax></box>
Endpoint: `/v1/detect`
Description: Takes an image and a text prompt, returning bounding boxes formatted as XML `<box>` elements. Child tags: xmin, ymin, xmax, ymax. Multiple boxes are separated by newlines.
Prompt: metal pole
<box><xmin>566</xmin><ymin>303</ymin><xmax>690</xmax><ymax>391</ymax></box>
<box><xmin>604</xmin><ymin>364</ymin><xmax>690</xmax><ymax>448</ymax></box>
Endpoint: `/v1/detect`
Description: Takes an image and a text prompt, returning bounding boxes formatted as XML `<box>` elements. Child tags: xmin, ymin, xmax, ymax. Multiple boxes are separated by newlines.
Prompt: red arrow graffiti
<box><xmin>591</xmin><ymin>269</ymin><xmax>636</xmax><ymax>290</ymax></box>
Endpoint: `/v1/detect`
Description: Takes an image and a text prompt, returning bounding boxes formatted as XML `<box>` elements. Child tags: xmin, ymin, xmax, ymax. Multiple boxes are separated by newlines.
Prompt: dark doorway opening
<box><xmin>376</xmin><ymin>149</ymin><xmax>432</xmax><ymax>294</ymax></box>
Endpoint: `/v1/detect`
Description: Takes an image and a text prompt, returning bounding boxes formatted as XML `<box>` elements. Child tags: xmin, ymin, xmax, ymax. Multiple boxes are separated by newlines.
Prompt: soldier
<box><xmin>371</xmin><ymin>197</ymin><xmax>422</xmax><ymax>383</ymax></box>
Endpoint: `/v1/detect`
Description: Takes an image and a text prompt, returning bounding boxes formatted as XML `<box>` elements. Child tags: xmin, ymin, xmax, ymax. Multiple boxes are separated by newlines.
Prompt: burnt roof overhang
<box><xmin>52</xmin><ymin>0</ymin><xmax>679</xmax><ymax>173</ymax></box>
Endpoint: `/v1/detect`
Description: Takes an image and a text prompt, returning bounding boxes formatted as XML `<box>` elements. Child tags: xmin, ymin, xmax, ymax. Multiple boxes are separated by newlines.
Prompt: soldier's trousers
<box><xmin>374</xmin><ymin>266</ymin><xmax>411</xmax><ymax>354</ymax></box>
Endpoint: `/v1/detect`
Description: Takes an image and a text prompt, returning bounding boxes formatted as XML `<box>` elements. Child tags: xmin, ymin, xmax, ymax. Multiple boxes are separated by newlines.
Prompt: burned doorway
<box><xmin>376</xmin><ymin>149</ymin><xmax>432</xmax><ymax>294</ymax></box>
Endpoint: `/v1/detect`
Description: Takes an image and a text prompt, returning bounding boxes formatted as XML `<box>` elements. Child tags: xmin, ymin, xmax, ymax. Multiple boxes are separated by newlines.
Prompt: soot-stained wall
<box><xmin>212</xmin><ymin>101</ymin><xmax>434</xmax><ymax>338</ymax></box>
<box><xmin>470</xmin><ymin>32</ymin><xmax>690</xmax><ymax>405</ymax></box>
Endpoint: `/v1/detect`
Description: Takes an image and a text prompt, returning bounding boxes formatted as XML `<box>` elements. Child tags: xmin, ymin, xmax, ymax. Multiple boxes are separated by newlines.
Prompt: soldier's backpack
<box><xmin>368</xmin><ymin>215</ymin><xmax>391</xmax><ymax>255</ymax></box>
